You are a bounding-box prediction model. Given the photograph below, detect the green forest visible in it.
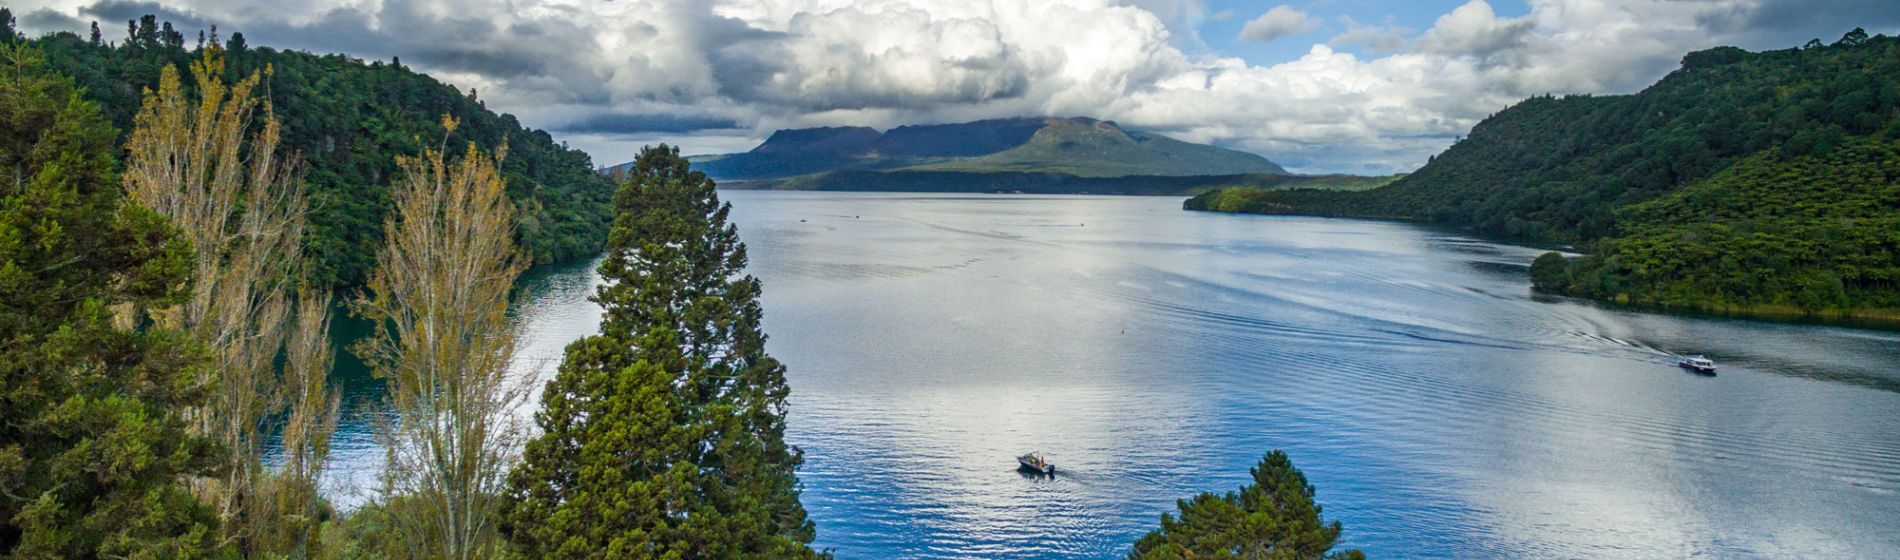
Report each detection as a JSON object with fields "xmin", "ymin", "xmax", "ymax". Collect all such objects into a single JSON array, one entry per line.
[
  {"xmin": 5, "ymin": 14, "xmax": 614, "ymax": 286},
  {"xmin": 1189, "ymin": 29, "xmax": 1900, "ymax": 321}
]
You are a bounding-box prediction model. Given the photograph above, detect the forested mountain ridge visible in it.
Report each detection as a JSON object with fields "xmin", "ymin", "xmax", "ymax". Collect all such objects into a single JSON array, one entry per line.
[
  {"xmin": 6, "ymin": 15, "xmax": 615, "ymax": 286},
  {"xmin": 1191, "ymin": 30, "xmax": 1900, "ymax": 321},
  {"xmin": 650, "ymin": 116, "xmax": 1288, "ymax": 181}
]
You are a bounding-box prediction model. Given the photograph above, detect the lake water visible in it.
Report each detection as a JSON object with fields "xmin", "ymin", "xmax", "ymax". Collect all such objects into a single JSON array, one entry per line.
[{"xmin": 322, "ymin": 191, "xmax": 1900, "ymax": 558}]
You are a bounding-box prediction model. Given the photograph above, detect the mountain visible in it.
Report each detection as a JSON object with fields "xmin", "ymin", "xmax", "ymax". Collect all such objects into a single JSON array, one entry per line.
[
  {"xmin": 1187, "ymin": 29, "xmax": 1900, "ymax": 322},
  {"xmin": 18, "ymin": 18, "xmax": 616, "ymax": 286},
  {"xmin": 648, "ymin": 117, "xmax": 1287, "ymax": 181}
]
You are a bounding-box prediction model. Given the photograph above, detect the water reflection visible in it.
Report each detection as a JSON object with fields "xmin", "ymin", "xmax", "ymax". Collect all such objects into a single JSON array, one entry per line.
[{"xmin": 321, "ymin": 192, "xmax": 1900, "ymax": 558}]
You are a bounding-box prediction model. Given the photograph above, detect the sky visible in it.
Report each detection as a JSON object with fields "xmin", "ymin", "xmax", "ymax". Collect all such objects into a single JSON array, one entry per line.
[{"xmin": 6, "ymin": 0, "xmax": 1896, "ymax": 174}]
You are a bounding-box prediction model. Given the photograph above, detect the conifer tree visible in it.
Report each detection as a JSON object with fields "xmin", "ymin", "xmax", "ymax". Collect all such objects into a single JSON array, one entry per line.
[
  {"xmin": 1130, "ymin": 450, "xmax": 1363, "ymax": 560},
  {"xmin": 504, "ymin": 145, "xmax": 820, "ymax": 559},
  {"xmin": 0, "ymin": 44, "xmax": 226, "ymax": 559}
]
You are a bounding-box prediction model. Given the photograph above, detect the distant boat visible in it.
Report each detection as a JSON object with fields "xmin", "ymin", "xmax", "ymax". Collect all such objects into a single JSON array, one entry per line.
[
  {"xmin": 1677, "ymin": 354, "xmax": 1717, "ymax": 374},
  {"xmin": 1017, "ymin": 452, "xmax": 1055, "ymax": 475}
]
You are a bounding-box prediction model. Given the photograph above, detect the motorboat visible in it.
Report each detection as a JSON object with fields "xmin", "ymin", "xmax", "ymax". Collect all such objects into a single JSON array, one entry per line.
[
  {"xmin": 1017, "ymin": 452, "xmax": 1055, "ymax": 475},
  {"xmin": 1677, "ymin": 354, "xmax": 1717, "ymax": 374}
]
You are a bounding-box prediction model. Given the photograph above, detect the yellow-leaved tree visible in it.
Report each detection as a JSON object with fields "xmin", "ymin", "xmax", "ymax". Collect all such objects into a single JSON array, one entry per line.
[{"xmin": 122, "ymin": 46, "xmax": 339, "ymax": 556}]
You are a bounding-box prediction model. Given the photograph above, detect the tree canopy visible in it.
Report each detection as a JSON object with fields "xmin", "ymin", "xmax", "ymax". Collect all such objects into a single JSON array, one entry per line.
[
  {"xmin": 15, "ymin": 16, "xmax": 614, "ymax": 286},
  {"xmin": 1130, "ymin": 451, "xmax": 1364, "ymax": 560},
  {"xmin": 503, "ymin": 145, "xmax": 821, "ymax": 559},
  {"xmin": 0, "ymin": 43, "xmax": 225, "ymax": 559}
]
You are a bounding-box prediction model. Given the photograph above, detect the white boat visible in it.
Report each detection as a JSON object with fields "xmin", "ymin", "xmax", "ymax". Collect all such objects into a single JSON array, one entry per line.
[
  {"xmin": 1677, "ymin": 355, "xmax": 1717, "ymax": 374},
  {"xmin": 1017, "ymin": 452, "xmax": 1055, "ymax": 475}
]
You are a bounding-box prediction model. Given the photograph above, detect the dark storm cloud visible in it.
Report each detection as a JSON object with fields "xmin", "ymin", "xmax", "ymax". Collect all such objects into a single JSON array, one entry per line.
[
  {"xmin": 557, "ymin": 113, "xmax": 742, "ymax": 134},
  {"xmin": 17, "ymin": 8, "xmax": 85, "ymax": 33},
  {"xmin": 1695, "ymin": 0, "xmax": 1900, "ymax": 47}
]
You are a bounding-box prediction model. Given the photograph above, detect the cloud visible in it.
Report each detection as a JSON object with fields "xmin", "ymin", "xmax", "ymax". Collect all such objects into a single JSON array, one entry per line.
[
  {"xmin": 1239, "ymin": 5, "xmax": 1316, "ymax": 42},
  {"xmin": 1415, "ymin": 0, "xmax": 1536, "ymax": 58},
  {"xmin": 1328, "ymin": 16, "xmax": 1409, "ymax": 54},
  {"xmin": 1210, "ymin": 10, "xmax": 1235, "ymax": 22},
  {"xmin": 555, "ymin": 113, "xmax": 743, "ymax": 134},
  {"xmin": 4, "ymin": 0, "xmax": 1895, "ymax": 173}
]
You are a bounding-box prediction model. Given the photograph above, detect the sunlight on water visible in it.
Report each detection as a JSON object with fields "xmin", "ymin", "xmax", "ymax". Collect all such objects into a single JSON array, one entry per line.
[{"xmin": 322, "ymin": 192, "xmax": 1900, "ymax": 558}]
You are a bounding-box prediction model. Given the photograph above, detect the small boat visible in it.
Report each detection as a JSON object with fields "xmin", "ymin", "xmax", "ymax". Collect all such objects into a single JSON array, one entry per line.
[
  {"xmin": 1677, "ymin": 354, "xmax": 1717, "ymax": 374},
  {"xmin": 1017, "ymin": 452, "xmax": 1055, "ymax": 475}
]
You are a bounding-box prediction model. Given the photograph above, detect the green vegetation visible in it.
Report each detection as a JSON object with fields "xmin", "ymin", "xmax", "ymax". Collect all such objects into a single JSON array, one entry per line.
[
  {"xmin": 663, "ymin": 116, "xmax": 1287, "ymax": 184},
  {"xmin": 1531, "ymin": 138, "xmax": 1900, "ymax": 320},
  {"xmin": 0, "ymin": 43, "xmax": 226, "ymax": 558},
  {"xmin": 503, "ymin": 146, "xmax": 821, "ymax": 558},
  {"xmin": 1183, "ymin": 176, "xmax": 1402, "ymax": 211},
  {"xmin": 1130, "ymin": 451, "xmax": 1364, "ymax": 560},
  {"xmin": 1194, "ymin": 30, "xmax": 1900, "ymax": 322},
  {"xmin": 18, "ymin": 16, "xmax": 613, "ymax": 286}
]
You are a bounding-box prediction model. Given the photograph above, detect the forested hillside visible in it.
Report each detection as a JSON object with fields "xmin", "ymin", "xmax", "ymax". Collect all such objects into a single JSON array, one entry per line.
[
  {"xmin": 1194, "ymin": 29, "xmax": 1900, "ymax": 320},
  {"xmin": 6, "ymin": 14, "xmax": 614, "ymax": 286},
  {"xmin": 1212, "ymin": 30, "xmax": 1897, "ymax": 242},
  {"xmin": 1531, "ymin": 138, "xmax": 1900, "ymax": 320}
]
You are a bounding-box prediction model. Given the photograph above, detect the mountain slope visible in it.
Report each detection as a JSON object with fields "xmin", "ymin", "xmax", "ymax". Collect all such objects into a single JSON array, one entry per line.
[
  {"xmin": 908, "ymin": 118, "xmax": 1287, "ymax": 177},
  {"xmin": 674, "ymin": 117, "xmax": 1285, "ymax": 181},
  {"xmin": 20, "ymin": 18, "xmax": 616, "ymax": 286},
  {"xmin": 1192, "ymin": 29, "xmax": 1900, "ymax": 320},
  {"xmin": 1215, "ymin": 31, "xmax": 1897, "ymax": 241}
]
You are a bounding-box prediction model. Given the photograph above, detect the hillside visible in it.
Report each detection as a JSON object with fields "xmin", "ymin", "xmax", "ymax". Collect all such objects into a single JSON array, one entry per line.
[
  {"xmin": 17, "ymin": 17, "xmax": 615, "ymax": 286},
  {"xmin": 1530, "ymin": 138, "xmax": 1900, "ymax": 321},
  {"xmin": 740, "ymin": 171, "xmax": 1392, "ymax": 195},
  {"xmin": 657, "ymin": 117, "xmax": 1286, "ymax": 181},
  {"xmin": 1190, "ymin": 29, "xmax": 1900, "ymax": 320}
]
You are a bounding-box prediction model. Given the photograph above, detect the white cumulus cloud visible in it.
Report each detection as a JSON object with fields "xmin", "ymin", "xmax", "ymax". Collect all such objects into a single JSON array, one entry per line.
[
  {"xmin": 4, "ymin": 0, "xmax": 1896, "ymax": 172},
  {"xmin": 1239, "ymin": 5, "xmax": 1316, "ymax": 42}
]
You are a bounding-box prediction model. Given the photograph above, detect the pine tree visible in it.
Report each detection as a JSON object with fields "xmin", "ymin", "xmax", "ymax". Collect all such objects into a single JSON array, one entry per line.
[
  {"xmin": 0, "ymin": 44, "xmax": 226, "ymax": 559},
  {"xmin": 504, "ymin": 145, "xmax": 820, "ymax": 558},
  {"xmin": 1130, "ymin": 451, "xmax": 1364, "ymax": 560}
]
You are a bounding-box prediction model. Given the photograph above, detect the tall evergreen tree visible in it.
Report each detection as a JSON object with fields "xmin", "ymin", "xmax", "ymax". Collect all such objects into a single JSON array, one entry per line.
[
  {"xmin": 504, "ymin": 145, "xmax": 820, "ymax": 558},
  {"xmin": 0, "ymin": 44, "xmax": 226, "ymax": 559},
  {"xmin": 1130, "ymin": 451, "xmax": 1363, "ymax": 560}
]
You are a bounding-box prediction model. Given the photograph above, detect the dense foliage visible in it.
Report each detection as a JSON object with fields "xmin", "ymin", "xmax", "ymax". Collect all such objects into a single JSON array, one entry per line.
[
  {"xmin": 1198, "ymin": 30, "xmax": 1900, "ymax": 319},
  {"xmin": 15, "ymin": 16, "xmax": 614, "ymax": 286},
  {"xmin": 1532, "ymin": 138, "xmax": 1900, "ymax": 318},
  {"xmin": 674, "ymin": 117, "xmax": 1285, "ymax": 182},
  {"xmin": 1129, "ymin": 451, "xmax": 1363, "ymax": 560},
  {"xmin": 1181, "ymin": 176, "xmax": 1402, "ymax": 211},
  {"xmin": 504, "ymin": 146, "xmax": 821, "ymax": 558},
  {"xmin": 0, "ymin": 43, "xmax": 226, "ymax": 558}
]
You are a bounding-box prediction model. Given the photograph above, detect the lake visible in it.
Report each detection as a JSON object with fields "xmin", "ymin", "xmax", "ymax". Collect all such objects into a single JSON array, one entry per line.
[{"xmin": 321, "ymin": 191, "xmax": 1900, "ymax": 558}]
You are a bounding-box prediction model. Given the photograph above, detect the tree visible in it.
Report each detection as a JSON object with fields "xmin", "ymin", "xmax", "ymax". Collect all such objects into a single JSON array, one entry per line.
[
  {"xmin": 1130, "ymin": 451, "xmax": 1363, "ymax": 560},
  {"xmin": 353, "ymin": 116, "xmax": 530, "ymax": 560},
  {"xmin": 503, "ymin": 145, "xmax": 820, "ymax": 559},
  {"xmin": 0, "ymin": 43, "xmax": 226, "ymax": 559},
  {"xmin": 1836, "ymin": 27, "xmax": 1869, "ymax": 47},
  {"xmin": 122, "ymin": 46, "xmax": 338, "ymax": 555}
]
